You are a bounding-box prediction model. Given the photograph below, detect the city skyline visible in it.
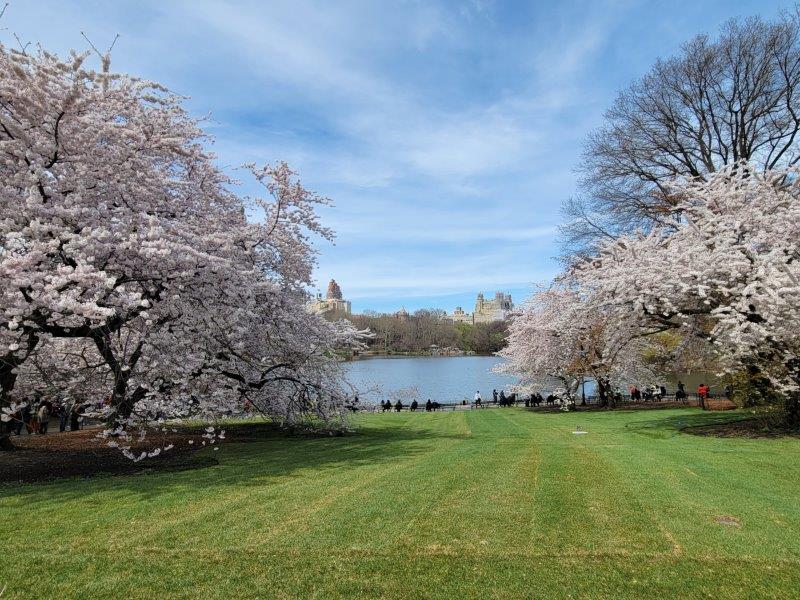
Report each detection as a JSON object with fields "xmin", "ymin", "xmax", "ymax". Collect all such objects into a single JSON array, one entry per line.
[{"xmin": 308, "ymin": 278, "xmax": 522, "ymax": 315}]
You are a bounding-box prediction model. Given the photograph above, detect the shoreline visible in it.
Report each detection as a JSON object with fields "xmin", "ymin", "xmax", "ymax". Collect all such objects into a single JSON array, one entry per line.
[{"xmin": 346, "ymin": 351, "xmax": 498, "ymax": 361}]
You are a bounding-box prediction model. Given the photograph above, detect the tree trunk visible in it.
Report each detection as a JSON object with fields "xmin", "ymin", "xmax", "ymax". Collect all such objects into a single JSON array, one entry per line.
[
  {"xmin": 596, "ymin": 378, "xmax": 610, "ymax": 408},
  {"xmin": 0, "ymin": 354, "xmax": 24, "ymax": 452},
  {"xmin": 112, "ymin": 371, "xmax": 134, "ymax": 420},
  {"xmin": 115, "ymin": 384, "xmax": 147, "ymax": 422},
  {"xmin": 0, "ymin": 364, "xmax": 18, "ymax": 449},
  {"xmin": 0, "ymin": 362, "xmax": 18, "ymax": 403},
  {"xmin": 93, "ymin": 332, "xmax": 145, "ymax": 427},
  {"xmin": 0, "ymin": 335, "xmax": 38, "ymax": 452},
  {"xmin": 0, "ymin": 332, "xmax": 38, "ymax": 402}
]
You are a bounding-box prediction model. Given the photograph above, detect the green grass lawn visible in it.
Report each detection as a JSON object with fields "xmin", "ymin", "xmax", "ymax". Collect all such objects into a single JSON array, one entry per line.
[{"xmin": 1, "ymin": 408, "xmax": 799, "ymax": 599}]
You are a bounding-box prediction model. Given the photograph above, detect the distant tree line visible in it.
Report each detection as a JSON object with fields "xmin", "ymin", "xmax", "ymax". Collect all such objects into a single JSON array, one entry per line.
[{"xmin": 335, "ymin": 309, "xmax": 508, "ymax": 355}]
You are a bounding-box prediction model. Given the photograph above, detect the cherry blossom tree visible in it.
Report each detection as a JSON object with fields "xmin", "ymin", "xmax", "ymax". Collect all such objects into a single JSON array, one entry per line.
[
  {"xmin": 0, "ymin": 41, "xmax": 241, "ymax": 401},
  {"xmin": 499, "ymin": 286, "xmax": 653, "ymax": 407},
  {"xmin": 573, "ymin": 164, "xmax": 800, "ymax": 424},
  {"xmin": 0, "ymin": 40, "xmax": 363, "ymax": 450}
]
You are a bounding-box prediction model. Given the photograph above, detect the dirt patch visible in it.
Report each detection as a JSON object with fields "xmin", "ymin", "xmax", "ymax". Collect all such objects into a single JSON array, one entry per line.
[
  {"xmin": 610, "ymin": 400, "xmax": 701, "ymax": 411},
  {"xmin": 0, "ymin": 423, "xmax": 286, "ymax": 485},
  {"xmin": 684, "ymin": 417, "xmax": 800, "ymax": 439},
  {"xmin": 704, "ymin": 399, "xmax": 738, "ymax": 411},
  {"xmin": 555, "ymin": 399, "xmax": 701, "ymax": 412},
  {"xmin": 0, "ymin": 427, "xmax": 212, "ymax": 484},
  {"xmin": 526, "ymin": 400, "xmax": 700, "ymax": 413},
  {"xmin": 715, "ymin": 515, "xmax": 741, "ymax": 527}
]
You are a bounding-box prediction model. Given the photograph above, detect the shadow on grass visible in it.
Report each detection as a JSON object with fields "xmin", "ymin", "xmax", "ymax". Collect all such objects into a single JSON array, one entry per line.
[
  {"xmin": 623, "ymin": 411, "xmax": 756, "ymax": 439},
  {"xmin": 0, "ymin": 421, "xmax": 463, "ymax": 502}
]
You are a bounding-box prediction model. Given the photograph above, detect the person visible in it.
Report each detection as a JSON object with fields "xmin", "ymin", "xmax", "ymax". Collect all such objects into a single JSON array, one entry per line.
[
  {"xmin": 492, "ymin": 389, "xmax": 498, "ymax": 404},
  {"xmin": 524, "ymin": 396, "xmax": 530, "ymax": 407},
  {"xmin": 37, "ymin": 401, "xmax": 50, "ymax": 434},
  {"xmin": 55, "ymin": 398, "xmax": 68, "ymax": 432},
  {"xmin": 697, "ymin": 383, "xmax": 709, "ymax": 409},
  {"xmin": 474, "ymin": 391, "xmax": 482, "ymax": 407},
  {"xmin": 410, "ymin": 400, "xmax": 418, "ymax": 412},
  {"xmin": 499, "ymin": 390, "xmax": 507, "ymax": 406},
  {"xmin": 343, "ymin": 395, "xmax": 358, "ymax": 413},
  {"xmin": 70, "ymin": 401, "xmax": 82, "ymax": 431},
  {"xmin": 425, "ymin": 399, "xmax": 432, "ymax": 412},
  {"xmin": 676, "ymin": 381, "xmax": 686, "ymax": 402},
  {"xmin": 660, "ymin": 385, "xmax": 667, "ymax": 399},
  {"xmin": 394, "ymin": 400, "xmax": 403, "ymax": 412},
  {"xmin": 22, "ymin": 399, "xmax": 35, "ymax": 434},
  {"xmin": 11, "ymin": 402, "xmax": 24, "ymax": 436}
]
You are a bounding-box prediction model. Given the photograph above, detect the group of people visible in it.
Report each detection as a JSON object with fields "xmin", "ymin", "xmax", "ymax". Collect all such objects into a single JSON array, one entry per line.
[
  {"xmin": 628, "ymin": 384, "xmax": 668, "ymax": 402},
  {"xmin": 489, "ymin": 389, "xmax": 522, "ymax": 406},
  {"xmin": 630, "ymin": 382, "xmax": 712, "ymax": 404},
  {"xmin": 380, "ymin": 399, "xmax": 442, "ymax": 412},
  {"xmin": 490, "ymin": 389, "xmax": 561, "ymax": 407},
  {"xmin": 3, "ymin": 393, "xmax": 88, "ymax": 436},
  {"xmin": 380, "ymin": 389, "xmax": 557, "ymax": 412},
  {"xmin": 488, "ymin": 389, "xmax": 563, "ymax": 407},
  {"xmin": 378, "ymin": 381, "xmax": 720, "ymax": 413}
]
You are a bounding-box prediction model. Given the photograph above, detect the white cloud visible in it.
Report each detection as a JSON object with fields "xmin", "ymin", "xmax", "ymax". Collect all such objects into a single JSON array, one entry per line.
[{"xmin": 2, "ymin": 0, "xmax": 629, "ymax": 310}]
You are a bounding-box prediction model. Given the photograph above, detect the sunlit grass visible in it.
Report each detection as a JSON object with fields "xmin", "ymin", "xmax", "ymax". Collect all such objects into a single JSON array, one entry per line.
[{"xmin": 1, "ymin": 408, "xmax": 798, "ymax": 598}]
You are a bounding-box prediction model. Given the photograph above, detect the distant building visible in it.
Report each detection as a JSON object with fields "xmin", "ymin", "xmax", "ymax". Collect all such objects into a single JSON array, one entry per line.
[
  {"xmin": 449, "ymin": 291, "xmax": 513, "ymax": 324},
  {"xmin": 451, "ymin": 306, "xmax": 472, "ymax": 323},
  {"xmin": 394, "ymin": 306, "xmax": 410, "ymax": 321},
  {"xmin": 307, "ymin": 279, "xmax": 352, "ymax": 316}
]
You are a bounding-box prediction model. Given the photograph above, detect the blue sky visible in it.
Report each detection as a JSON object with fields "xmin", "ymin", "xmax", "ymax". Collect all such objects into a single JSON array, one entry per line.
[{"xmin": 5, "ymin": 0, "xmax": 792, "ymax": 313}]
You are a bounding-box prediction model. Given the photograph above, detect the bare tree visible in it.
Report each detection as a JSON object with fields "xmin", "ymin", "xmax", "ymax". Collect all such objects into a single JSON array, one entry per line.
[{"xmin": 562, "ymin": 10, "xmax": 800, "ymax": 257}]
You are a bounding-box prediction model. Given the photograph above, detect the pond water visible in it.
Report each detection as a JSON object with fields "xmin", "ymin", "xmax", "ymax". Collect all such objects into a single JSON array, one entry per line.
[
  {"xmin": 343, "ymin": 356, "xmax": 716, "ymax": 406},
  {"xmin": 343, "ymin": 355, "xmax": 596, "ymax": 405}
]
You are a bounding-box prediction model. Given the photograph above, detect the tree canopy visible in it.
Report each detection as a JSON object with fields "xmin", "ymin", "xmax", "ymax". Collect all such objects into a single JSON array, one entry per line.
[
  {"xmin": 562, "ymin": 10, "xmax": 800, "ymax": 257},
  {"xmin": 0, "ymin": 43, "xmax": 363, "ymax": 454}
]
